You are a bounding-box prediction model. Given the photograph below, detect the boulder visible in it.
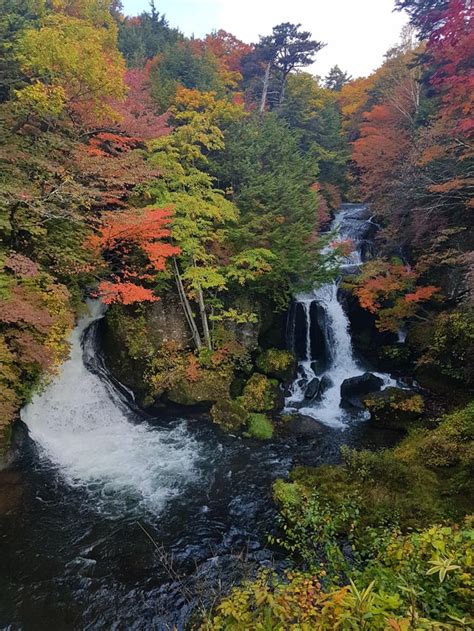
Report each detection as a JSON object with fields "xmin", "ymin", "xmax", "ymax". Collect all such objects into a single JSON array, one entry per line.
[
  {"xmin": 280, "ymin": 415, "xmax": 328, "ymax": 437},
  {"xmin": 363, "ymin": 387, "xmax": 424, "ymax": 430},
  {"xmin": 211, "ymin": 398, "xmax": 249, "ymax": 432},
  {"xmin": 340, "ymin": 372, "xmax": 384, "ymax": 409},
  {"xmin": 317, "ymin": 375, "xmax": 333, "ymax": 399},
  {"xmin": 167, "ymin": 369, "xmax": 232, "ymax": 406},
  {"xmin": 305, "ymin": 378, "xmax": 321, "ymax": 400}
]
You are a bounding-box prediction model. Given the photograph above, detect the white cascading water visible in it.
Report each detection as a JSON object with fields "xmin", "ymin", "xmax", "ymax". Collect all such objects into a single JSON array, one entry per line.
[
  {"xmin": 21, "ymin": 301, "xmax": 201, "ymax": 515},
  {"xmin": 285, "ymin": 205, "xmax": 394, "ymax": 428}
]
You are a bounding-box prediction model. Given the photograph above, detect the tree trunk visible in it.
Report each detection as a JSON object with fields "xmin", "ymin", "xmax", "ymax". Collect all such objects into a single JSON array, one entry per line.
[
  {"xmin": 278, "ymin": 73, "xmax": 288, "ymax": 105},
  {"xmin": 172, "ymin": 257, "xmax": 202, "ymax": 350},
  {"xmin": 259, "ymin": 61, "xmax": 272, "ymax": 115},
  {"xmin": 196, "ymin": 282, "xmax": 212, "ymax": 350}
]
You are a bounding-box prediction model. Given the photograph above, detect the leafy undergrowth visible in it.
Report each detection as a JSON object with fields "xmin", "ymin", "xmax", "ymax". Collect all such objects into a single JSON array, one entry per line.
[{"xmin": 198, "ymin": 402, "xmax": 474, "ymax": 629}]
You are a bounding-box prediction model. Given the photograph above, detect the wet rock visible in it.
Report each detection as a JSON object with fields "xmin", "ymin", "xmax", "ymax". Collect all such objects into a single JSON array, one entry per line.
[
  {"xmin": 363, "ymin": 387, "xmax": 424, "ymax": 430},
  {"xmin": 210, "ymin": 399, "xmax": 249, "ymax": 432},
  {"xmin": 0, "ymin": 471, "xmax": 23, "ymax": 515},
  {"xmin": 281, "ymin": 415, "xmax": 328, "ymax": 437},
  {"xmin": 317, "ymin": 375, "xmax": 333, "ymax": 400},
  {"xmin": 340, "ymin": 372, "xmax": 384, "ymax": 409},
  {"xmin": 305, "ymin": 378, "xmax": 320, "ymax": 400}
]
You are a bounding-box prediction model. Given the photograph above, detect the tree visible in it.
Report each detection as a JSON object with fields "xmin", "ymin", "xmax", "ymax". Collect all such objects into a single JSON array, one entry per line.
[
  {"xmin": 395, "ymin": 0, "xmax": 451, "ymax": 37},
  {"xmin": 346, "ymin": 260, "xmax": 439, "ymax": 331},
  {"xmin": 210, "ymin": 113, "xmax": 341, "ymax": 306},
  {"xmin": 278, "ymin": 73, "xmax": 348, "ymax": 188},
  {"xmin": 256, "ymin": 23, "xmax": 324, "ymax": 112},
  {"xmin": 14, "ymin": 7, "xmax": 126, "ymax": 125},
  {"xmin": 148, "ymin": 89, "xmax": 273, "ymax": 349},
  {"xmin": 88, "ymin": 207, "xmax": 180, "ymax": 305},
  {"xmin": 113, "ymin": 64, "xmax": 170, "ymax": 140},
  {"xmin": 324, "ymin": 65, "xmax": 352, "ymax": 91},
  {"xmin": 117, "ymin": 2, "xmax": 180, "ymax": 67},
  {"xmin": 148, "ymin": 40, "xmax": 236, "ymax": 112}
]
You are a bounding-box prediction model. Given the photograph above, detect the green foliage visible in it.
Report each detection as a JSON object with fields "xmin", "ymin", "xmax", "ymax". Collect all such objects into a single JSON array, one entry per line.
[
  {"xmin": 239, "ymin": 373, "xmax": 280, "ymax": 413},
  {"xmin": 149, "ymin": 41, "xmax": 233, "ymax": 112},
  {"xmin": 14, "ymin": 9, "xmax": 126, "ymax": 121},
  {"xmin": 418, "ymin": 310, "xmax": 474, "ymax": 386},
  {"xmin": 245, "ymin": 413, "xmax": 274, "ymax": 440},
  {"xmin": 363, "ymin": 388, "xmax": 425, "ymax": 429},
  {"xmin": 202, "ymin": 520, "xmax": 474, "ymax": 630},
  {"xmin": 255, "ymin": 348, "xmax": 295, "ymax": 381},
  {"xmin": 210, "ymin": 113, "xmax": 339, "ymax": 306},
  {"xmin": 278, "ymin": 73, "xmax": 349, "ymax": 188},
  {"xmin": 117, "ymin": 4, "xmax": 180, "ymax": 68}
]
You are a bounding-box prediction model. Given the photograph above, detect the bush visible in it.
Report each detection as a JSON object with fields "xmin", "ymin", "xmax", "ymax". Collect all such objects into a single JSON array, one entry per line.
[
  {"xmin": 418, "ymin": 310, "xmax": 474, "ymax": 386},
  {"xmin": 238, "ymin": 373, "xmax": 280, "ymax": 412},
  {"xmin": 255, "ymin": 348, "xmax": 295, "ymax": 381},
  {"xmin": 245, "ymin": 413, "xmax": 274, "ymax": 440},
  {"xmin": 200, "ymin": 521, "xmax": 474, "ymax": 630}
]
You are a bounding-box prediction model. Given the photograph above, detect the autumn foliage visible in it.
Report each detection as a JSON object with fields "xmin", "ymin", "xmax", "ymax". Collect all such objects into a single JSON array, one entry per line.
[
  {"xmin": 348, "ymin": 261, "xmax": 439, "ymax": 331},
  {"xmin": 88, "ymin": 208, "xmax": 180, "ymax": 304}
]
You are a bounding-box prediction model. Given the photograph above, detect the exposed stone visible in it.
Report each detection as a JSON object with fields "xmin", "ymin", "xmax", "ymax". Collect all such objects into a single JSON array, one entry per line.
[
  {"xmin": 340, "ymin": 372, "xmax": 384, "ymax": 409},
  {"xmin": 305, "ymin": 378, "xmax": 321, "ymax": 400},
  {"xmin": 280, "ymin": 415, "xmax": 328, "ymax": 437},
  {"xmin": 317, "ymin": 375, "xmax": 333, "ymax": 400}
]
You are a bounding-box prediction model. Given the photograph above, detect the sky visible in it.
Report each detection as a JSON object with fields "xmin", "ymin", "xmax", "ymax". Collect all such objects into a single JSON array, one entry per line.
[{"xmin": 121, "ymin": 0, "xmax": 408, "ymax": 79}]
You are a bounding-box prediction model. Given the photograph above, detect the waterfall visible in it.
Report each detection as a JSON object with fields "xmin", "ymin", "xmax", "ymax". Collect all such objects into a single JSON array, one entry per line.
[
  {"xmin": 21, "ymin": 301, "xmax": 202, "ymax": 516},
  {"xmin": 285, "ymin": 205, "xmax": 394, "ymax": 428},
  {"xmin": 302, "ymin": 301, "xmax": 312, "ymax": 361}
]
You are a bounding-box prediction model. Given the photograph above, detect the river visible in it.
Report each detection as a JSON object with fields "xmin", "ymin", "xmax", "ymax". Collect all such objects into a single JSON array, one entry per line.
[{"xmin": 0, "ymin": 205, "xmax": 400, "ymax": 630}]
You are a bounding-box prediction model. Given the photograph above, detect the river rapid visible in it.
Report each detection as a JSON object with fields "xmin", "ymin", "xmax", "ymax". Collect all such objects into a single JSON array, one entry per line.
[{"xmin": 0, "ymin": 205, "xmax": 400, "ymax": 630}]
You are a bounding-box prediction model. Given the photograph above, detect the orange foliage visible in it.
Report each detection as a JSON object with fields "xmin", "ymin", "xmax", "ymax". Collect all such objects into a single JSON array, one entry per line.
[
  {"xmin": 352, "ymin": 102, "xmax": 411, "ymax": 199},
  {"xmin": 185, "ymin": 354, "xmax": 201, "ymax": 382},
  {"xmin": 427, "ymin": 0, "xmax": 474, "ymax": 137},
  {"xmin": 351, "ymin": 262, "xmax": 439, "ymax": 331},
  {"xmin": 96, "ymin": 281, "xmax": 159, "ymax": 305},
  {"xmin": 89, "ymin": 208, "xmax": 180, "ymax": 305}
]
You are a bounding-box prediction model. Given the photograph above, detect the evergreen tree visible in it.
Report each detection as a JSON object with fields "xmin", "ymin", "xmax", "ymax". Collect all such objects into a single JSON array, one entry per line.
[{"xmin": 324, "ymin": 65, "xmax": 352, "ymax": 91}]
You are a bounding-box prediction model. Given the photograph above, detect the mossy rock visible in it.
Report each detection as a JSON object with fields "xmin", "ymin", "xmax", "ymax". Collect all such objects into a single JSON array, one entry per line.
[
  {"xmin": 363, "ymin": 387, "xmax": 424, "ymax": 430},
  {"xmin": 245, "ymin": 413, "xmax": 274, "ymax": 440},
  {"xmin": 167, "ymin": 369, "xmax": 232, "ymax": 406},
  {"xmin": 211, "ymin": 398, "xmax": 249, "ymax": 432},
  {"xmin": 255, "ymin": 349, "xmax": 296, "ymax": 382},
  {"xmin": 239, "ymin": 373, "xmax": 282, "ymax": 413}
]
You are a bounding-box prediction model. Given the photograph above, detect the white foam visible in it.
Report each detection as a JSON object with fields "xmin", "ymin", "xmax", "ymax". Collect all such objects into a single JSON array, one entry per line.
[{"xmin": 22, "ymin": 302, "xmax": 201, "ymax": 515}]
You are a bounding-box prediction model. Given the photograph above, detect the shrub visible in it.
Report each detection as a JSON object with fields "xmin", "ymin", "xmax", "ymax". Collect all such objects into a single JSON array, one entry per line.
[
  {"xmin": 238, "ymin": 373, "xmax": 280, "ymax": 412},
  {"xmin": 255, "ymin": 348, "xmax": 295, "ymax": 381}
]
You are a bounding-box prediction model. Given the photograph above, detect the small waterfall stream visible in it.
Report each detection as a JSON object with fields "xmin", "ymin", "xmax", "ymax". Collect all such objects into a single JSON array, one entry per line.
[{"xmin": 285, "ymin": 204, "xmax": 394, "ymax": 428}]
